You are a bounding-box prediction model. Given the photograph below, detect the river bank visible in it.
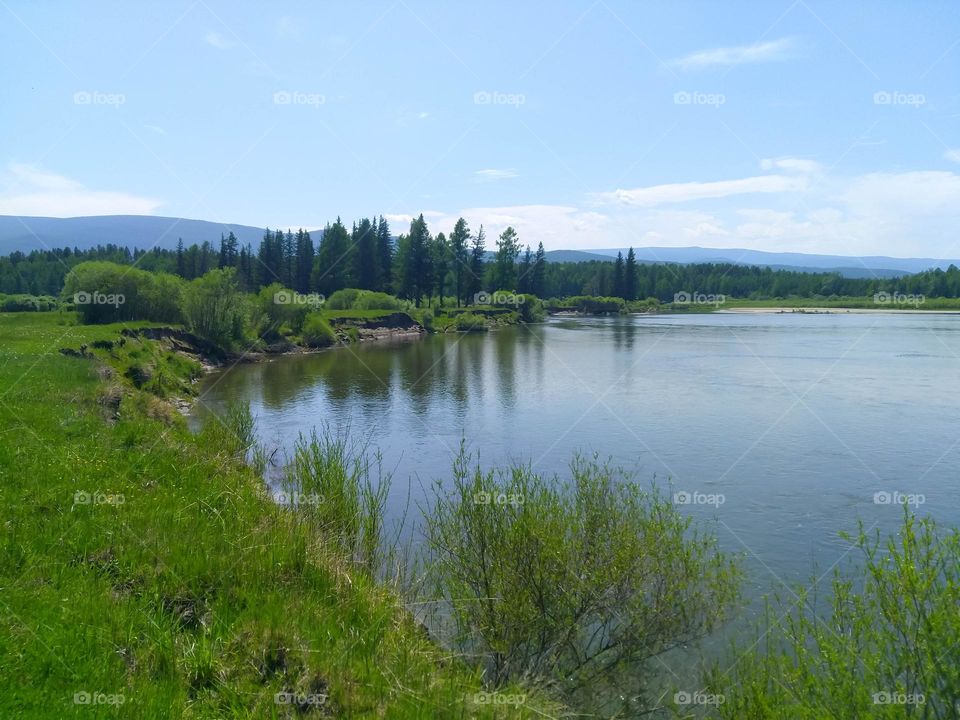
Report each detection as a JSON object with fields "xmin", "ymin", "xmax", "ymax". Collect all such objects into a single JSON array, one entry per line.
[{"xmin": 2, "ymin": 311, "xmax": 551, "ymax": 718}]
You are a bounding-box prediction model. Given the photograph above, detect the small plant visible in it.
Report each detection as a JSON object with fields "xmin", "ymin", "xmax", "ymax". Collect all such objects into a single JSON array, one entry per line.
[
  {"xmin": 422, "ymin": 448, "xmax": 741, "ymax": 712},
  {"xmin": 709, "ymin": 510, "xmax": 960, "ymax": 719},
  {"xmin": 301, "ymin": 312, "xmax": 336, "ymax": 348},
  {"xmin": 282, "ymin": 429, "xmax": 391, "ymax": 573},
  {"xmin": 454, "ymin": 312, "xmax": 488, "ymax": 332}
]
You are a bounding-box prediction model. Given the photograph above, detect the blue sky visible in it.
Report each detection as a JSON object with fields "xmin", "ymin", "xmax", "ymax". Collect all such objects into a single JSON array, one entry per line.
[{"xmin": 2, "ymin": 0, "xmax": 959, "ymax": 256}]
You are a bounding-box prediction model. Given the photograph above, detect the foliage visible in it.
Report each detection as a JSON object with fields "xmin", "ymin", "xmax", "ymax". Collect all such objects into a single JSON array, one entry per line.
[
  {"xmin": 62, "ymin": 260, "xmax": 184, "ymax": 324},
  {"xmin": 282, "ymin": 429, "xmax": 391, "ymax": 573},
  {"xmin": 454, "ymin": 312, "xmax": 488, "ymax": 331},
  {"xmin": 547, "ymin": 295, "xmax": 626, "ymax": 314},
  {"xmin": 0, "ymin": 312, "xmax": 554, "ymax": 718},
  {"xmin": 301, "ymin": 311, "xmax": 337, "ymax": 347},
  {"xmin": 422, "ymin": 449, "xmax": 741, "ymax": 712},
  {"xmin": 0, "ymin": 293, "xmax": 60, "ymax": 312},
  {"xmin": 181, "ymin": 268, "xmax": 248, "ymax": 350},
  {"xmin": 710, "ymin": 511, "xmax": 960, "ymax": 719}
]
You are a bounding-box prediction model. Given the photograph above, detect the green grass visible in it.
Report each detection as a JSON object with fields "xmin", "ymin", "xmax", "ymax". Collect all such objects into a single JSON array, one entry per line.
[
  {"xmin": 322, "ymin": 309, "xmax": 403, "ymax": 322},
  {"xmin": 0, "ymin": 312, "xmax": 555, "ymax": 718}
]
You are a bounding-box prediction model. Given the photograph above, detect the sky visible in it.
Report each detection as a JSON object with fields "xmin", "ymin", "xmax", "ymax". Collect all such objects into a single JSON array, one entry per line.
[{"xmin": 1, "ymin": 0, "xmax": 959, "ymax": 257}]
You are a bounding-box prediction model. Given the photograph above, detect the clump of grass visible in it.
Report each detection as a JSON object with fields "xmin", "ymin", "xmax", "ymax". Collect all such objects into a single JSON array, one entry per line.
[
  {"xmin": 282, "ymin": 427, "xmax": 392, "ymax": 574},
  {"xmin": 454, "ymin": 312, "xmax": 488, "ymax": 332}
]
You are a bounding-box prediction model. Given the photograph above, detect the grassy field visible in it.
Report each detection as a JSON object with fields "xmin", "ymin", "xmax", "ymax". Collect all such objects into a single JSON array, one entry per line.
[{"xmin": 0, "ymin": 312, "xmax": 551, "ymax": 718}]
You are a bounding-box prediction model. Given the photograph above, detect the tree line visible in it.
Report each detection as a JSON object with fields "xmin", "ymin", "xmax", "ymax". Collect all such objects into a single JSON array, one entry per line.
[{"xmin": 4, "ymin": 216, "xmax": 960, "ymax": 302}]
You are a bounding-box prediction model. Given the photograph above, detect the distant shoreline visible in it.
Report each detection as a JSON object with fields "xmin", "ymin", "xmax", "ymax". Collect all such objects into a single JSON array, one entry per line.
[{"xmin": 714, "ymin": 307, "xmax": 960, "ymax": 315}]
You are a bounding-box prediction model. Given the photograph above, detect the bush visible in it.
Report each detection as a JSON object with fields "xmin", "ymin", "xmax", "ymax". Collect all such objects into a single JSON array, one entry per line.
[
  {"xmin": 301, "ymin": 312, "xmax": 336, "ymax": 347},
  {"xmin": 710, "ymin": 511, "xmax": 960, "ymax": 719},
  {"xmin": 353, "ymin": 291, "xmax": 402, "ymax": 311},
  {"xmin": 181, "ymin": 269, "xmax": 248, "ymax": 350},
  {"xmin": 324, "ymin": 288, "xmax": 361, "ymax": 310},
  {"xmin": 422, "ymin": 450, "xmax": 741, "ymax": 711},
  {"xmin": 254, "ymin": 283, "xmax": 312, "ymax": 338},
  {"xmin": 62, "ymin": 261, "xmax": 184, "ymax": 324},
  {"xmin": 517, "ymin": 294, "xmax": 545, "ymax": 322},
  {"xmin": 0, "ymin": 293, "xmax": 59, "ymax": 312},
  {"xmin": 454, "ymin": 312, "xmax": 488, "ymax": 332}
]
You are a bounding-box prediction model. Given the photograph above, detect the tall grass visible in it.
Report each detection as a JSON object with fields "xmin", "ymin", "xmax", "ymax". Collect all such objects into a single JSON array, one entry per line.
[{"xmin": 282, "ymin": 428, "xmax": 392, "ymax": 574}]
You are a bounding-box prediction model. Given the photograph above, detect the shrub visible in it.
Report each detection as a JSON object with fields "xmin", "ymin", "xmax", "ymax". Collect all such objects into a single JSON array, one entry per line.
[
  {"xmin": 0, "ymin": 294, "xmax": 59, "ymax": 312},
  {"xmin": 710, "ymin": 511, "xmax": 960, "ymax": 719},
  {"xmin": 353, "ymin": 291, "xmax": 401, "ymax": 311},
  {"xmin": 422, "ymin": 450, "xmax": 741, "ymax": 711},
  {"xmin": 181, "ymin": 269, "xmax": 248, "ymax": 350},
  {"xmin": 301, "ymin": 312, "xmax": 336, "ymax": 348},
  {"xmin": 517, "ymin": 294, "xmax": 545, "ymax": 322},
  {"xmin": 62, "ymin": 261, "xmax": 184, "ymax": 323},
  {"xmin": 255, "ymin": 283, "xmax": 312, "ymax": 338},
  {"xmin": 324, "ymin": 288, "xmax": 361, "ymax": 310},
  {"xmin": 454, "ymin": 312, "xmax": 487, "ymax": 332}
]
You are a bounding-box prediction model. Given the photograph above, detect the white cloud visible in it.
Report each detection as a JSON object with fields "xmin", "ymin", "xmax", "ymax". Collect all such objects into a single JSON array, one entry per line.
[
  {"xmin": 760, "ymin": 157, "xmax": 821, "ymax": 174},
  {"xmin": 204, "ymin": 31, "xmax": 234, "ymax": 50},
  {"xmin": 671, "ymin": 38, "xmax": 796, "ymax": 71},
  {"xmin": 594, "ymin": 174, "xmax": 807, "ymax": 207},
  {"xmin": 0, "ymin": 164, "xmax": 162, "ymax": 217},
  {"xmin": 945, "ymin": 149, "xmax": 960, "ymax": 164},
  {"xmin": 474, "ymin": 168, "xmax": 519, "ymax": 181}
]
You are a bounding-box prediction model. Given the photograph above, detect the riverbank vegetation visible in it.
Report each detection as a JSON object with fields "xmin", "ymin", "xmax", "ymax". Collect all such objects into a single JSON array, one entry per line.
[
  {"xmin": 6, "ymin": 213, "xmax": 960, "ymax": 317},
  {"xmin": 4, "ymin": 311, "xmax": 960, "ymax": 716}
]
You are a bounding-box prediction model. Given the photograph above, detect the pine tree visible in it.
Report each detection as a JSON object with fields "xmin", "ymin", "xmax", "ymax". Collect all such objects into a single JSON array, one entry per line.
[
  {"xmin": 492, "ymin": 226, "xmax": 521, "ymax": 291},
  {"xmin": 430, "ymin": 232, "xmax": 450, "ymax": 306},
  {"xmin": 449, "ymin": 217, "xmax": 471, "ymax": 306},
  {"xmin": 313, "ymin": 218, "xmax": 351, "ymax": 295},
  {"xmin": 376, "ymin": 216, "xmax": 393, "ymax": 292},
  {"xmin": 624, "ymin": 247, "xmax": 638, "ymax": 301},
  {"xmin": 352, "ymin": 217, "xmax": 379, "ymax": 290},
  {"xmin": 294, "ymin": 229, "xmax": 314, "ymax": 293},
  {"xmin": 467, "ymin": 225, "xmax": 486, "ymax": 302},
  {"xmin": 532, "ymin": 242, "xmax": 547, "ymax": 298},
  {"xmin": 518, "ymin": 245, "xmax": 533, "ymax": 294},
  {"xmin": 175, "ymin": 238, "xmax": 185, "ymax": 277},
  {"xmin": 398, "ymin": 214, "xmax": 432, "ymax": 306},
  {"xmin": 613, "ymin": 251, "xmax": 625, "ymax": 298}
]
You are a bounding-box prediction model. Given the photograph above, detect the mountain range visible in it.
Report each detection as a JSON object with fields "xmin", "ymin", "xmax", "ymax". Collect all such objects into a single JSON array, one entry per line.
[{"xmin": 2, "ymin": 214, "xmax": 956, "ymax": 279}]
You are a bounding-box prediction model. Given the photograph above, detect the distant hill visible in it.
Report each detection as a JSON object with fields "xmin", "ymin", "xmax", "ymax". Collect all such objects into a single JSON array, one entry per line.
[
  {"xmin": 586, "ymin": 246, "xmax": 954, "ymax": 277},
  {"xmin": 0, "ymin": 215, "xmax": 270, "ymax": 255},
  {"xmin": 1, "ymin": 215, "xmax": 954, "ymax": 279}
]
